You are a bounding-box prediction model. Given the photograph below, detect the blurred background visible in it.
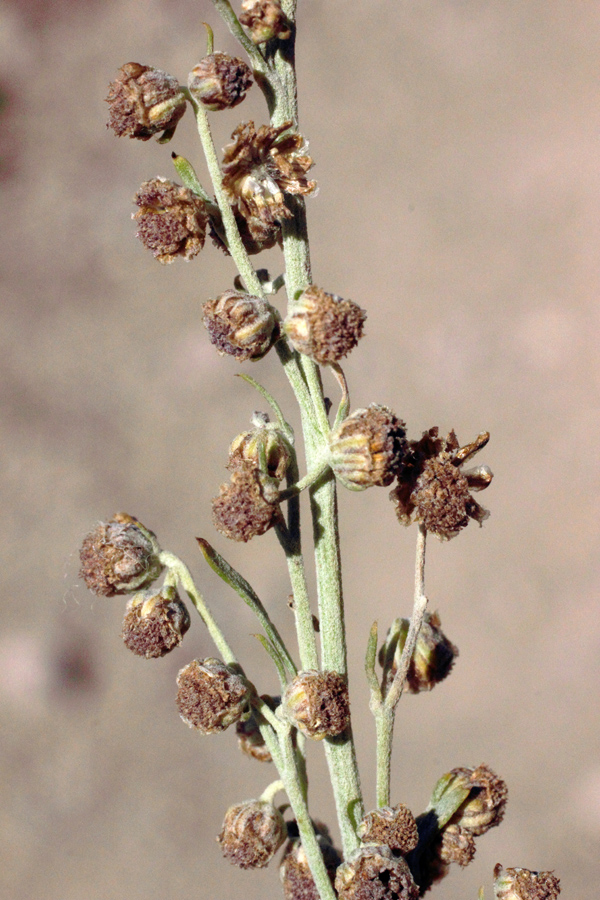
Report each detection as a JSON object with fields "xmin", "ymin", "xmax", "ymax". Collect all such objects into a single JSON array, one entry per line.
[{"xmin": 1, "ymin": 1, "xmax": 598, "ymax": 898}]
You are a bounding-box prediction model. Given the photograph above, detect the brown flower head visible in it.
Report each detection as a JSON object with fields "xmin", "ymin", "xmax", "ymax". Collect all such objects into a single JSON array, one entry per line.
[
  {"xmin": 239, "ymin": 0, "xmax": 292, "ymax": 44},
  {"xmin": 176, "ymin": 658, "xmax": 250, "ymax": 733},
  {"xmin": 408, "ymin": 819, "xmax": 476, "ymax": 894},
  {"xmin": 378, "ymin": 611, "xmax": 458, "ymax": 695},
  {"xmin": 106, "ymin": 62, "xmax": 187, "ymax": 140},
  {"xmin": 284, "ymin": 285, "xmax": 367, "ymax": 365},
  {"xmin": 494, "ymin": 865, "xmax": 561, "ymax": 900},
  {"xmin": 122, "ymin": 587, "xmax": 190, "ymax": 658},
  {"xmin": 280, "ymin": 822, "xmax": 341, "ymax": 900},
  {"xmin": 282, "ymin": 670, "xmax": 350, "ymax": 740},
  {"xmin": 212, "ymin": 457, "xmax": 281, "ymax": 542},
  {"xmin": 188, "ymin": 52, "xmax": 252, "ymax": 111},
  {"xmin": 202, "ymin": 290, "xmax": 279, "ymax": 361},
  {"xmin": 209, "ymin": 202, "xmax": 282, "ymax": 255},
  {"xmin": 335, "ymin": 845, "xmax": 419, "ymax": 900},
  {"xmin": 79, "ymin": 513, "xmax": 163, "ymax": 597},
  {"xmin": 390, "ymin": 427, "xmax": 493, "ymax": 540},
  {"xmin": 330, "ymin": 404, "xmax": 408, "ymax": 492},
  {"xmin": 228, "ymin": 414, "xmax": 291, "ymax": 482},
  {"xmin": 447, "ymin": 764, "xmax": 508, "ymax": 836},
  {"xmin": 133, "ymin": 178, "xmax": 207, "ymax": 263},
  {"xmin": 236, "ymin": 695, "xmax": 280, "ymax": 762},
  {"xmin": 357, "ymin": 805, "xmax": 419, "ymax": 855},
  {"xmin": 218, "ymin": 799, "xmax": 286, "ymax": 868},
  {"xmin": 222, "ymin": 121, "xmax": 316, "ymax": 240}
]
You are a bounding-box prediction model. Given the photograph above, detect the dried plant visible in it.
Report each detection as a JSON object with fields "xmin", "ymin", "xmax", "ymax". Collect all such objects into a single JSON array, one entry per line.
[{"xmin": 79, "ymin": 4, "xmax": 560, "ymax": 900}]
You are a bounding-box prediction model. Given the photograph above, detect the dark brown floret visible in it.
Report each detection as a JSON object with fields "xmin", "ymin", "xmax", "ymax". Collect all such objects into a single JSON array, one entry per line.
[
  {"xmin": 357, "ymin": 805, "xmax": 419, "ymax": 854},
  {"xmin": 335, "ymin": 845, "xmax": 419, "ymax": 900},
  {"xmin": 202, "ymin": 290, "xmax": 279, "ymax": 361},
  {"xmin": 330, "ymin": 405, "xmax": 408, "ymax": 491},
  {"xmin": 222, "ymin": 121, "xmax": 316, "ymax": 240},
  {"xmin": 106, "ymin": 62, "xmax": 186, "ymax": 140},
  {"xmin": 284, "ymin": 286, "xmax": 367, "ymax": 365},
  {"xmin": 133, "ymin": 178, "xmax": 207, "ymax": 263},
  {"xmin": 390, "ymin": 428, "xmax": 492, "ymax": 540},
  {"xmin": 280, "ymin": 824, "xmax": 341, "ymax": 900},
  {"xmin": 239, "ymin": 0, "xmax": 292, "ymax": 44},
  {"xmin": 176, "ymin": 658, "xmax": 250, "ymax": 733},
  {"xmin": 212, "ymin": 458, "xmax": 281, "ymax": 542},
  {"xmin": 188, "ymin": 52, "xmax": 252, "ymax": 111},
  {"xmin": 494, "ymin": 864, "xmax": 561, "ymax": 900},
  {"xmin": 218, "ymin": 800, "xmax": 286, "ymax": 868},
  {"xmin": 79, "ymin": 513, "xmax": 162, "ymax": 597},
  {"xmin": 282, "ymin": 670, "xmax": 350, "ymax": 739},
  {"xmin": 122, "ymin": 589, "xmax": 190, "ymax": 658}
]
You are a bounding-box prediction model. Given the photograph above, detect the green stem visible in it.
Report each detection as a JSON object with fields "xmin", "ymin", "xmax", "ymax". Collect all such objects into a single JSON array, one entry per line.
[
  {"xmin": 259, "ymin": 779, "xmax": 285, "ymax": 805},
  {"xmin": 374, "ymin": 708, "xmax": 394, "ymax": 809},
  {"xmin": 159, "ymin": 550, "xmax": 237, "ymax": 665}
]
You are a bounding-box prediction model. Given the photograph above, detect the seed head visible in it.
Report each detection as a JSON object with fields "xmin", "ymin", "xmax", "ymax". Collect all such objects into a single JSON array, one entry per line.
[
  {"xmin": 329, "ymin": 405, "xmax": 407, "ymax": 492},
  {"xmin": 335, "ymin": 845, "xmax": 419, "ymax": 900},
  {"xmin": 357, "ymin": 805, "xmax": 419, "ymax": 855},
  {"xmin": 132, "ymin": 178, "xmax": 207, "ymax": 263},
  {"xmin": 106, "ymin": 62, "xmax": 187, "ymax": 140},
  {"xmin": 188, "ymin": 52, "xmax": 253, "ymax": 111},
  {"xmin": 218, "ymin": 799, "xmax": 286, "ymax": 868},
  {"xmin": 239, "ymin": 0, "xmax": 292, "ymax": 44},
  {"xmin": 79, "ymin": 513, "xmax": 163, "ymax": 597},
  {"xmin": 494, "ymin": 865, "xmax": 561, "ymax": 900},
  {"xmin": 176, "ymin": 658, "xmax": 250, "ymax": 733},
  {"xmin": 446, "ymin": 764, "xmax": 508, "ymax": 836},
  {"xmin": 202, "ymin": 290, "xmax": 279, "ymax": 361},
  {"xmin": 229, "ymin": 415, "xmax": 291, "ymax": 482},
  {"xmin": 379, "ymin": 611, "xmax": 458, "ymax": 695},
  {"xmin": 122, "ymin": 587, "xmax": 190, "ymax": 658},
  {"xmin": 284, "ymin": 286, "xmax": 366, "ymax": 365},
  {"xmin": 222, "ymin": 121, "xmax": 316, "ymax": 241},
  {"xmin": 282, "ymin": 670, "xmax": 350, "ymax": 740},
  {"xmin": 390, "ymin": 428, "xmax": 492, "ymax": 540},
  {"xmin": 280, "ymin": 822, "xmax": 341, "ymax": 900}
]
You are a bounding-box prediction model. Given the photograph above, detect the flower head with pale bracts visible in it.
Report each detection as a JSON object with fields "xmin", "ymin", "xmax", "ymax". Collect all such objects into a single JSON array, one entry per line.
[{"xmin": 222, "ymin": 121, "xmax": 317, "ymax": 240}]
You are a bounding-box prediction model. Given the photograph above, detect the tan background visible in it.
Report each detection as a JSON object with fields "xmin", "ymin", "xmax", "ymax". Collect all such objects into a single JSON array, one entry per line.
[{"xmin": 1, "ymin": 1, "xmax": 598, "ymax": 898}]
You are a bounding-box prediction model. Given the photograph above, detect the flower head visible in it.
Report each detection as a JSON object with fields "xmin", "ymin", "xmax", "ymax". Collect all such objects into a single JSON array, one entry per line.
[
  {"xmin": 335, "ymin": 845, "xmax": 419, "ymax": 900},
  {"xmin": 330, "ymin": 405, "xmax": 407, "ymax": 492},
  {"xmin": 218, "ymin": 799, "xmax": 286, "ymax": 868},
  {"xmin": 176, "ymin": 658, "xmax": 250, "ymax": 733},
  {"xmin": 379, "ymin": 611, "xmax": 458, "ymax": 694},
  {"xmin": 281, "ymin": 670, "xmax": 350, "ymax": 740},
  {"xmin": 188, "ymin": 52, "xmax": 252, "ymax": 111},
  {"xmin": 284, "ymin": 285, "xmax": 366, "ymax": 365},
  {"xmin": 212, "ymin": 457, "xmax": 281, "ymax": 542},
  {"xmin": 106, "ymin": 62, "xmax": 186, "ymax": 140},
  {"xmin": 133, "ymin": 178, "xmax": 207, "ymax": 263},
  {"xmin": 222, "ymin": 121, "xmax": 316, "ymax": 240},
  {"xmin": 239, "ymin": 0, "xmax": 292, "ymax": 44},
  {"xmin": 494, "ymin": 865, "xmax": 561, "ymax": 900},
  {"xmin": 280, "ymin": 822, "xmax": 341, "ymax": 900},
  {"xmin": 390, "ymin": 428, "xmax": 493, "ymax": 540},
  {"xmin": 122, "ymin": 587, "xmax": 190, "ymax": 658},
  {"xmin": 202, "ymin": 290, "xmax": 279, "ymax": 361},
  {"xmin": 79, "ymin": 513, "xmax": 162, "ymax": 597},
  {"xmin": 357, "ymin": 805, "xmax": 419, "ymax": 855}
]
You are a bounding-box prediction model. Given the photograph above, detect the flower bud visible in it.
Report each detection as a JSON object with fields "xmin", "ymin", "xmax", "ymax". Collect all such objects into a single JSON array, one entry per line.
[
  {"xmin": 329, "ymin": 404, "xmax": 407, "ymax": 491},
  {"xmin": 357, "ymin": 805, "xmax": 419, "ymax": 854},
  {"xmin": 176, "ymin": 658, "xmax": 250, "ymax": 733},
  {"xmin": 133, "ymin": 178, "xmax": 207, "ymax": 263},
  {"xmin": 281, "ymin": 670, "xmax": 350, "ymax": 740},
  {"xmin": 235, "ymin": 695, "xmax": 280, "ymax": 762},
  {"xmin": 239, "ymin": 0, "xmax": 292, "ymax": 44},
  {"xmin": 445, "ymin": 764, "xmax": 508, "ymax": 836},
  {"xmin": 229, "ymin": 415, "xmax": 291, "ymax": 482},
  {"xmin": 202, "ymin": 290, "xmax": 279, "ymax": 361},
  {"xmin": 106, "ymin": 62, "xmax": 186, "ymax": 140},
  {"xmin": 218, "ymin": 799, "xmax": 286, "ymax": 868},
  {"xmin": 122, "ymin": 587, "xmax": 190, "ymax": 658},
  {"xmin": 283, "ymin": 286, "xmax": 366, "ymax": 365},
  {"xmin": 212, "ymin": 458, "xmax": 281, "ymax": 542},
  {"xmin": 379, "ymin": 611, "xmax": 458, "ymax": 694},
  {"xmin": 280, "ymin": 822, "xmax": 341, "ymax": 900},
  {"xmin": 188, "ymin": 52, "xmax": 252, "ymax": 111},
  {"xmin": 79, "ymin": 513, "xmax": 162, "ymax": 597},
  {"xmin": 335, "ymin": 845, "xmax": 419, "ymax": 900},
  {"xmin": 494, "ymin": 865, "xmax": 561, "ymax": 900}
]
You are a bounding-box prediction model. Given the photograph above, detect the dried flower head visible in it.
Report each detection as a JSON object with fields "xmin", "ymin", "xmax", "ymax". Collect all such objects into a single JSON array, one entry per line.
[
  {"xmin": 209, "ymin": 204, "xmax": 282, "ymax": 256},
  {"xmin": 280, "ymin": 822, "xmax": 341, "ymax": 900},
  {"xmin": 133, "ymin": 178, "xmax": 207, "ymax": 263},
  {"xmin": 79, "ymin": 513, "xmax": 163, "ymax": 597},
  {"xmin": 229, "ymin": 414, "xmax": 291, "ymax": 482},
  {"xmin": 284, "ymin": 286, "xmax": 367, "ymax": 365},
  {"xmin": 408, "ymin": 818, "xmax": 476, "ymax": 894},
  {"xmin": 379, "ymin": 611, "xmax": 458, "ymax": 694},
  {"xmin": 218, "ymin": 799, "xmax": 286, "ymax": 868},
  {"xmin": 390, "ymin": 427, "xmax": 493, "ymax": 540},
  {"xmin": 357, "ymin": 805, "xmax": 419, "ymax": 855},
  {"xmin": 447, "ymin": 764, "xmax": 508, "ymax": 836},
  {"xmin": 106, "ymin": 62, "xmax": 187, "ymax": 140},
  {"xmin": 335, "ymin": 845, "xmax": 419, "ymax": 900},
  {"xmin": 282, "ymin": 670, "xmax": 350, "ymax": 740},
  {"xmin": 494, "ymin": 865, "xmax": 561, "ymax": 900},
  {"xmin": 212, "ymin": 457, "xmax": 281, "ymax": 542},
  {"xmin": 437, "ymin": 823, "xmax": 476, "ymax": 866},
  {"xmin": 176, "ymin": 658, "xmax": 250, "ymax": 733},
  {"xmin": 222, "ymin": 121, "xmax": 316, "ymax": 240},
  {"xmin": 236, "ymin": 695, "xmax": 280, "ymax": 762},
  {"xmin": 188, "ymin": 52, "xmax": 252, "ymax": 111},
  {"xmin": 239, "ymin": 0, "xmax": 292, "ymax": 44},
  {"xmin": 122, "ymin": 587, "xmax": 190, "ymax": 658},
  {"xmin": 330, "ymin": 405, "xmax": 408, "ymax": 492},
  {"xmin": 202, "ymin": 290, "xmax": 279, "ymax": 361}
]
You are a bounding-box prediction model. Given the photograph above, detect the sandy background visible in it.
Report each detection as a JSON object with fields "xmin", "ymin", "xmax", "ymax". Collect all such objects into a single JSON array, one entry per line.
[{"xmin": 1, "ymin": 1, "xmax": 599, "ymax": 898}]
